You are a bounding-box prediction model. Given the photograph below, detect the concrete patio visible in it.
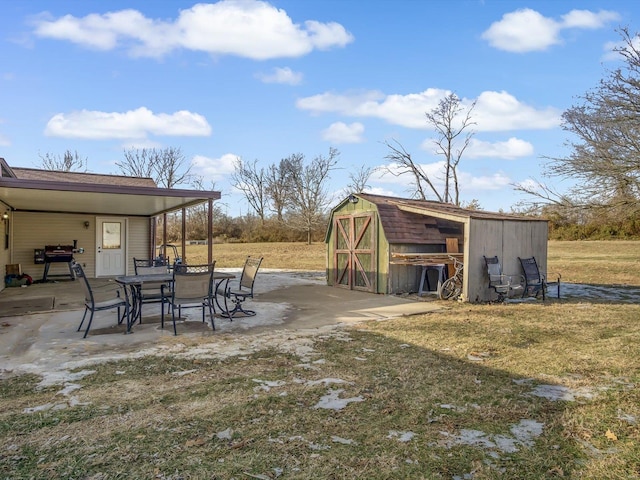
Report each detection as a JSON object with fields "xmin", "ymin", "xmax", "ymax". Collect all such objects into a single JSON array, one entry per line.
[{"xmin": 0, "ymin": 269, "xmax": 442, "ymax": 380}]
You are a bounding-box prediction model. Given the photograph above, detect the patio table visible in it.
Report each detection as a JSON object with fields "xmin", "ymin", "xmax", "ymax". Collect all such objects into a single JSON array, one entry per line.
[
  {"xmin": 115, "ymin": 271, "xmax": 236, "ymax": 332},
  {"xmin": 115, "ymin": 273, "xmax": 173, "ymax": 333}
]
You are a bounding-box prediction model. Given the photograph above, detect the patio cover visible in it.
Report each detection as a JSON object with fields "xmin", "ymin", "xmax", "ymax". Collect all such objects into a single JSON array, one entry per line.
[{"xmin": 0, "ymin": 176, "xmax": 220, "ymax": 216}]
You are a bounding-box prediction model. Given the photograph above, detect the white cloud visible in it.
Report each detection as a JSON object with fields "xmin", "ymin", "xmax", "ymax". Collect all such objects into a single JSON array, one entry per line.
[
  {"xmin": 481, "ymin": 8, "xmax": 619, "ymax": 53},
  {"xmin": 0, "ymin": 133, "xmax": 10, "ymax": 147},
  {"xmin": 255, "ymin": 66, "xmax": 303, "ymax": 85},
  {"xmin": 460, "ymin": 171, "xmax": 511, "ymax": 191},
  {"xmin": 32, "ymin": 1, "xmax": 354, "ymax": 60},
  {"xmin": 370, "ymin": 160, "xmax": 511, "ymax": 200},
  {"xmin": 297, "ymin": 88, "xmax": 560, "ymax": 131},
  {"xmin": 322, "ymin": 122, "xmax": 364, "ymax": 143},
  {"xmin": 44, "ymin": 107, "xmax": 212, "ymax": 139},
  {"xmin": 603, "ymin": 33, "xmax": 640, "ymax": 62},
  {"xmin": 372, "ymin": 160, "xmax": 446, "ymax": 186},
  {"xmin": 561, "ymin": 9, "xmax": 620, "ymax": 29},
  {"xmin": 474, "ymin": 91, "xmax": 560, "ymax": 130},
  {"xmin": 191, "ymin": 153, "xmax": 238, "ymax": 182},
  {"xmin": 463, "ymin": 137, "xmax": 534, "ymax": 159}
]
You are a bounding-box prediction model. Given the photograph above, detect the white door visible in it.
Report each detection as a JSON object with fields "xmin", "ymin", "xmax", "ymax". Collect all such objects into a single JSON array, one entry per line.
[{"xmin": 96, "ymin": 217, "xmax": 126, "ymax": 277}]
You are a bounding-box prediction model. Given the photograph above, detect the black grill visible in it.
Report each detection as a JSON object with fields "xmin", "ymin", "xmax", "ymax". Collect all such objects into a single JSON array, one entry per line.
[{"xmin": 42, "ymin": 245, "xmax": 75, "ymax": 281}]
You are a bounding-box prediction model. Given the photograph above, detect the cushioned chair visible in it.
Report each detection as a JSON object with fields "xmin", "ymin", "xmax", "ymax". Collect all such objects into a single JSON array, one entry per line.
[
  {"xmin": 133, "ymin": 258, "xmax": 170, "ymax": 322},
  {"xmin": 72, "ymin": 262, "xmax": 129, "ymax": 338},
  {"xmin": 161, "ymin": 263, "xmax": 216, "ymax": 335},
  {"xmin": 483, "ymin": 255, "xmax": 524, "ymax": 302},
  {"xmin": 222, "ymin": 256, "xmax": 263, "ymax": 318}
]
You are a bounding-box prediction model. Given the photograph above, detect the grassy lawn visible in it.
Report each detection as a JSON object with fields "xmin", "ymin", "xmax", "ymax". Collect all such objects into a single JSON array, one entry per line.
[{"xmin": 1, "ymin": 241, "xmax": 639, "ymax": 479}]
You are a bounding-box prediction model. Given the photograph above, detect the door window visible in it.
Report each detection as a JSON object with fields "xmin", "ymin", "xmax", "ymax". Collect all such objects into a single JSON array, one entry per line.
[{"xmin": 102, "ymin": 222, "xmax": 122, "ymax": 249}]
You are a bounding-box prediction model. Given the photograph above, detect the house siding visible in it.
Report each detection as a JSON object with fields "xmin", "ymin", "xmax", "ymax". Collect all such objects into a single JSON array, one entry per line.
[
  {"xmin": 13, "ymin": 212, "xmax": 96, "ymax": 279},
  {"xmin": 0, "ymin": 201, "xmax": 11, "ymax": 292},
  {"xmin": 11, "ymin": 212, "xmax": 150, "ymax": 279},
  {"xmin": 127, "ymin": 217, "xmax": 151, "ymax": 275}
]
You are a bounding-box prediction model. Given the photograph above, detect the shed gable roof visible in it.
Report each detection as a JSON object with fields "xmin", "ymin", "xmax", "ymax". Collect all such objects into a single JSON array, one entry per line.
[
  {"xmin": 373, "ymin": 201, "xmax": 458, "ymax": 244},
  {"xmin": 329, "ymin": 193, "xmax": 545, "ymax": 245},
  {"xmin": 357, "ymin": 193, "xmax": 542, "ymax": 222}
]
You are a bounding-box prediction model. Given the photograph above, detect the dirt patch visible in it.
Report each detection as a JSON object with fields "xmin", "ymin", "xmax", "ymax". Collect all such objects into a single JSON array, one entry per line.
[{"xmin": 0, "ymin": 296, "xmax": 55, "ymax": 317}]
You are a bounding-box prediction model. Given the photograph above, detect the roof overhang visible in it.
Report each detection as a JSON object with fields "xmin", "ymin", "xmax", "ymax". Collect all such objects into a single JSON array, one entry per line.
[{"xmin": 0, "ymin": 177, "xmax": 221, "ymax": 217}]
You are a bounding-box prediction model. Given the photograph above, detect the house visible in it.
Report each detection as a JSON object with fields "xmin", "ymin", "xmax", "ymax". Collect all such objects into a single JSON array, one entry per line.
[
  {"xmin": 325, "ymin": 193, "xmax": 548, "ymax": 302},
  {"xmin": 0, "ymin": 158, "xmax": 220, "ymax": 292}
]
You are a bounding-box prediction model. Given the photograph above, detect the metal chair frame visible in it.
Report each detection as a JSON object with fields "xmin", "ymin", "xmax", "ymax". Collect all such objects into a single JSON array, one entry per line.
[
  {"xmin": 483, "ymin": 255, "xmax": 524, "ymax": 302},
  {"xmin": 222, "ymin": 256, "xmax": 263, "ymax": 318},
  {"xmin": 133, "ymin": 258, "xmax": 170, "ymax": 322},
  {"xmin": 161, "ymin": 263, "xmax": 216, "ymax": 335},
  {"xmin": 72, "ymin": 262, "xmax": 129, "ymax": 338},
  {"xmin": 518, "ymin": 256, "xmax": 547, "ymax": 300}
]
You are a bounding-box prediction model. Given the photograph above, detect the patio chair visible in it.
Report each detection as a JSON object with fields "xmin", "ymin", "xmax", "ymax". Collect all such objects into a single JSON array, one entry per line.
[
  {"xmin": 221, "ymin": 256, "xmax": 263, "ymax": 318},
  {"xmin": 71, "ymin": 262, "xmax": 129, "ymax": 338},
  {"xmin": 133, "ymin": 258, "xmax": 170, "ymax": 322},
  {"xmin": 518, "ymin": 256, "xmax": 547, "ymax": 300},
  {"xmin": 161, "ymin": 262, "xmax": 216, "ymax": 335},
  {"xmin": 483, "ymin": 256, "xmax": 524, "ymax": 302}
]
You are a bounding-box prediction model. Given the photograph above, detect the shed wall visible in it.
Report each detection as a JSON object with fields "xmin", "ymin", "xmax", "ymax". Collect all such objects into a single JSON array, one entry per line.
[
  {"xmin": 326, "ymin": 198, "xmax": 388, "ymax": 294},
  {"xmin": 466, "ymin": 219, "xmax": 548, "ymax": 302}
]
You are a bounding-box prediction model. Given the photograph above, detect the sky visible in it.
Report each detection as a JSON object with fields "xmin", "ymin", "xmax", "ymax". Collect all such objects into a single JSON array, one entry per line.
[{"xmin": 1, "ymin": 0, "xmax": 638, "ymax": 216}]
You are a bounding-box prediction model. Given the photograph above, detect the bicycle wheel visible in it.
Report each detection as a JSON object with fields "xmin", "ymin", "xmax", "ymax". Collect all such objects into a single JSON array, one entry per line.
[{"xmin": 439, "ymin": 277, "xmax": 462, "ymax": 300}]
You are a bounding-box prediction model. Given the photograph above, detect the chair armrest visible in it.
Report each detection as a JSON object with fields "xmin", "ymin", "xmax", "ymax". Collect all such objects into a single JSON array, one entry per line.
[
  {"xmin": 504, "ymin": 274, "xmax": 525, "ymax": 285},
  {"xmin": 90, "ymin": 282, "xmax": 126, "ymax": 301}
]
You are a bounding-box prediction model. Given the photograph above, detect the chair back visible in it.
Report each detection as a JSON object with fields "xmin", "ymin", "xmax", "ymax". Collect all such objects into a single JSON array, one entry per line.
[
  {"xmin": 172, "ymin": 263, "xmax": 215, "ymax": 299},
  {"xmin": 134, "ymin": 258, "xmax": 168, "ymax": 274},
  {"xmin": 239, "ymin": 256, "xmax": 263, "ymax": 291},
  {"xmin": 136, "ymin": 265, "xmax": 168, "ymax": 276},
  {"xmin": 519, "ymin": 257, "xmax": 541, "ymax": 283},
  {"xmin": 71, "ymin": 262, "xmax": 94, "ymax": 304},
  {"xmin": 483, "ymin": 256, "xmax": 502, "ymax": 284}
]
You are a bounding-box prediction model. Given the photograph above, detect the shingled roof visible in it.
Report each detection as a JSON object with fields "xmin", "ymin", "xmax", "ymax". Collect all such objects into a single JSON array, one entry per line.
[
  {"xmin": 341, "ymin": 193, "xmax": 544, "ymax": 245},
  {"xmin": 11, "ymin": 167, "xmax": 157, "ymax": 188}
]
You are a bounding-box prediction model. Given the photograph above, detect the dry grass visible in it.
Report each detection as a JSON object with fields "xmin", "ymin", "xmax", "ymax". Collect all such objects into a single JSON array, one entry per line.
[
  {"xmin": 184, "ymin": 242, "xmax": 326, "ymax": 270},
  {"xmin": 186, "ymin": 240, "xmax": 640, "ymax": 286},
  {"xmin": 547, "ymin": 240, "xmax": 640, "ymax": 285},
  {"xmin": 1, "ymin": 240, "xmax": 639, "ymax": 478}
]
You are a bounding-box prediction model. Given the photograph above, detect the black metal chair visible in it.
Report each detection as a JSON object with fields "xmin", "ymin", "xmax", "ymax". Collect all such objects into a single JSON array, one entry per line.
[
  {"xmin": 161, "ymin": 263, "xmax": 216, "ymax": 335},
  {"xmin": 483, "ymin": 255, "xmax": 524, "ymax": 302},
  {"xmin": 221, "ymin": 256, "xmax": 263, "ymax": 318},
  {"xmin": 71, "ymin": 262, "xmax": 129, "ymax": 338},
  {"xmin": 518, "ymin": 256, "xmax": 547, "ymax": 300},
  {"xmin": 133, "ymin": 258, "xmax": 170, "ymax": 322}
]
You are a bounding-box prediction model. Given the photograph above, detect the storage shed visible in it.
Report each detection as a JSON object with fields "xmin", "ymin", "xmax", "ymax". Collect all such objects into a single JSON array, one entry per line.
[{"xmin": 325, "ymin": 193, "xmax": 549, "ymax": 302}]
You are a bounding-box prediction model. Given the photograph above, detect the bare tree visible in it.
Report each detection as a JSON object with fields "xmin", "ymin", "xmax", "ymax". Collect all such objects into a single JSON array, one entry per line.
[
  {"xmin": 38, "ymin": 150, "xmax": 87, "ymax": 172},
  {"xmin": 265, "ymin": 158, "xmax": 294, "ymax": 222},
  {"xmin": 285, "ymin": 148, "xmax": 340, "ymax": 244},
  {"xmin": 384, "ymin": 139, "xmax": 442, "ymax": 201},
  {"xmin": 231, "ymin": 158, "xmax": 267, "ymax": 223},
  {"xmin": 518, "ymin": 28, "xmax": 640, "ymax": 216},
  {"xmin": 383, "ymin": 92, "xmax": 476, "ymax": 205},
  {"xmin": 427, "ymin": 93, "xmax": 476, "ymax": 205},
  {"xmin": 187, "ymin": 176, "xmax": 222, "ymax": 240},
  {"xmin": 117, "ymin": 147, "xmax": 192, "ymax": 188},
  {"xmin": 343, "ymin": 164, "xmax": 374, "ymax": 195}
]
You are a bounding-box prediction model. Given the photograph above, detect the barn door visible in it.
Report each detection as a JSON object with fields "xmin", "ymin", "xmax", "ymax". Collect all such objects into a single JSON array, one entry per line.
[{"xmin": 333, "ymin": 213, "xmax": 376, "ymax": 292}]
